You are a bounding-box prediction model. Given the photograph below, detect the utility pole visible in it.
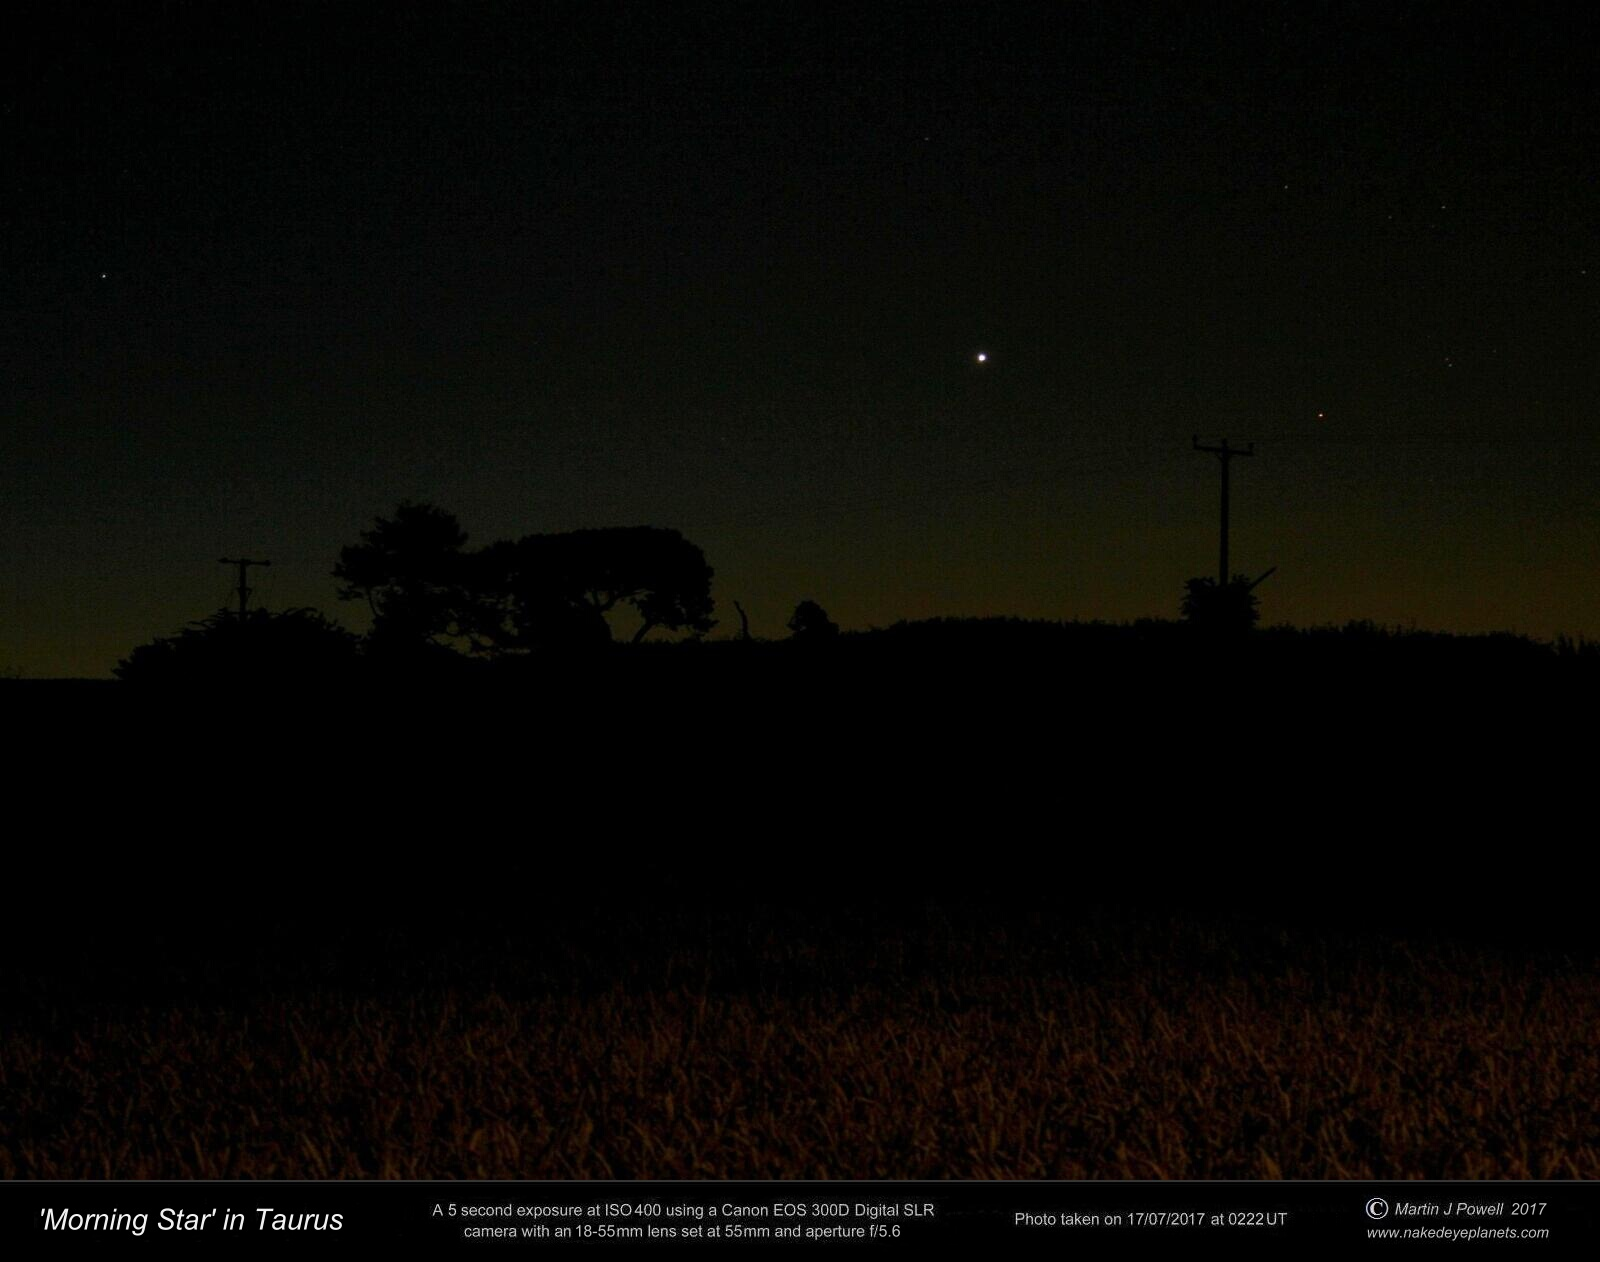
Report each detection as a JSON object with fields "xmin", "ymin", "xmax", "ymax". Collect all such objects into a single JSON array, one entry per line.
[
  {"xmin": 219, "ymin": 557, "xmax": 270, "ymax": 616},
  {"xmin": 1192, "ymin": 438, "xmax": 1253, "ymax": 584}
]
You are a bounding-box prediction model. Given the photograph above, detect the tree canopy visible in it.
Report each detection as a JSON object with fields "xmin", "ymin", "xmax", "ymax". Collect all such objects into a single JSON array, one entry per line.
[
  {"xmin": 474, "ymin": 527, "xmax": 716, "ymax": 650},
  {"xmin": 334, "ymin": 506, "xmax": 716, "ymax": 653},
  {"xmin": 333, "ymin": 502, "xmax": 474, "ymax": 652}
]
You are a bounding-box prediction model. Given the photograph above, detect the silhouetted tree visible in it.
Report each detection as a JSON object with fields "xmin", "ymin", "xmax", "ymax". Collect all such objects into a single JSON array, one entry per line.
[
  {"xmin": 336, "ymin": 508, "xmax": 716, "ymax": 654},
  {"xmin": 1181, "ymin": 575, "xmax": 1260, "ymax": 633},
  {"xmin": 115, "ymin": 607, "xmax": 361, "ymax": 684},
  {"xmin": 474, "ymin": 527, "xmax": 716, "ymax": 649},
  {"xmin": 334, "ymin": 503, "xmax": 474, "ymax": 652},
  {"xmin": 787, "ymin": 599, "xmax": 839, "ymax": 640},
  {"xmin": 470, "ymin": 538, "xmax": 612, "ymax": 650}
]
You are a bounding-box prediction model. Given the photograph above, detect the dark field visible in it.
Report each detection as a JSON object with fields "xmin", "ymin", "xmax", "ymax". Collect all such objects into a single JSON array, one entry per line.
[
  {"xmin": 6, "ymin": 623, "xmax": 1596, "ymax": 1182},
  {"xmin": 5, "ymin": 895, "xmax": 1599, "ymax": 1180}
]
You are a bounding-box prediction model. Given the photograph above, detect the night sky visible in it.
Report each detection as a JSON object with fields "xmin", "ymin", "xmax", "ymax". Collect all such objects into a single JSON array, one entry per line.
[{"xmin": 6, "ymin": 1, "xmax": 1597, "ymax": 677}]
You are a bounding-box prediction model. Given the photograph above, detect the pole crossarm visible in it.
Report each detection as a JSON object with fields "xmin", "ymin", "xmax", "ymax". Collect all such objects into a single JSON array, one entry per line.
[
  {"xmin": 219, "ymin": 557, "xmax": 271, "ymax": 617},
  {"xmin": 1191, "ymin": 436, "xmax": 1254, "ymax": 459}
]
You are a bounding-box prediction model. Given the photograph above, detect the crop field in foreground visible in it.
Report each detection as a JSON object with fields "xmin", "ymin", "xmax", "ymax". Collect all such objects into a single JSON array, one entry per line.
[{"xmin": 3, "ymin": 905, "xmax": 1596, "ymax": 1179}]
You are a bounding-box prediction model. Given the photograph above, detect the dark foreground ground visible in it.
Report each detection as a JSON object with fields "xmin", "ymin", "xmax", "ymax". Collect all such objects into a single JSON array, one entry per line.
[{"xmin": 5, "ymin": 625, "xmax": 1596, "ymax": 1179}]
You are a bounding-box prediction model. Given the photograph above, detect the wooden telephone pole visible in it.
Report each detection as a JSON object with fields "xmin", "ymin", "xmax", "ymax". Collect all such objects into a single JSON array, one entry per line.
[{"xmin": 1192, "ymin": 438, "xmax": 1253, "ymax": 584}]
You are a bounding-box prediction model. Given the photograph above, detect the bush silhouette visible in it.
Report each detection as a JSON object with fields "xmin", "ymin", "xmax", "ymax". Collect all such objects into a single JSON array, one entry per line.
[
  {"xmin": 1180, "ymin": 576, "xmax": 1260, "ymax": 633},
  {"xmin": 787, "ymin": 600, "xmax": 839, "ymax": 640},
  {"xmin": 115, "ymin": 607, "xmax": 361, "ymax": 685}
]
